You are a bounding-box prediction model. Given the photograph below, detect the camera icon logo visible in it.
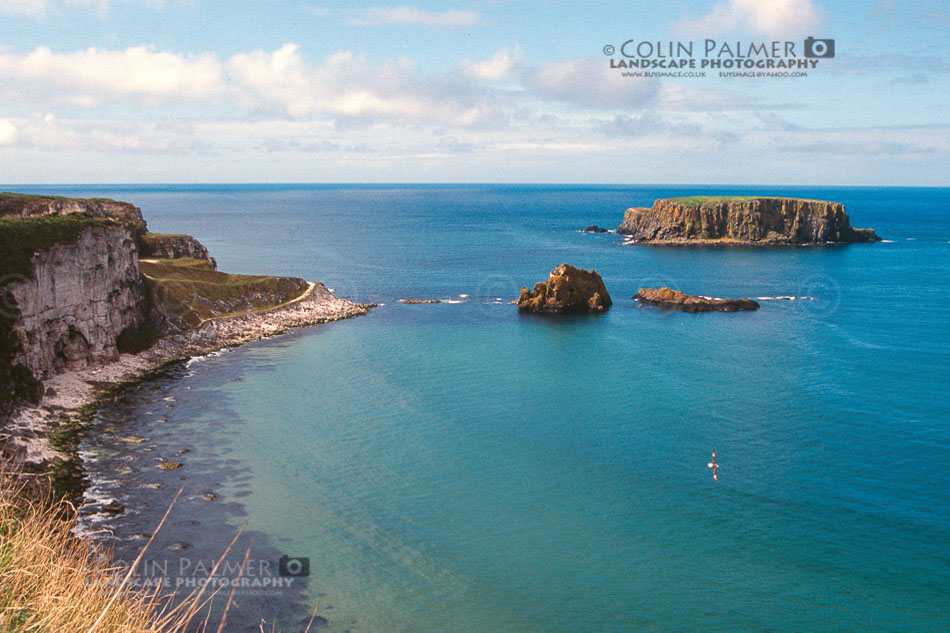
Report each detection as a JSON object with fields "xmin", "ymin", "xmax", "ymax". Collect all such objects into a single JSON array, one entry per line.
[
  {"xmin": 804, "ymin": 37, "xmax": 835, "ymax": 58},
  {"xmin": 278, "ymin": 555, "xmax": 310, "ymax": 577}
]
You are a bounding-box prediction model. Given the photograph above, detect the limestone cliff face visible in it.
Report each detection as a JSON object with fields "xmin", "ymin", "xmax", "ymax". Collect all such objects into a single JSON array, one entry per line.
[
  {"xmin": 6, "ymin": 224, "xmax": 145, "ymax": 380},
  {"xmin": 618, "ymin": 198, "xmax": 880, "ymax": 244},
  {"xmin": 0, "ymin": 194, "xmax": 147, "ymax": 235}
]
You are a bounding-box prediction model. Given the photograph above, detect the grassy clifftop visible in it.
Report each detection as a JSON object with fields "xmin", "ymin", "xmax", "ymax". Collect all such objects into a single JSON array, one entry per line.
[
  {"xmin": 665, "ymin": 195, "xmax": 826, "ymax": 205},
  {"xmin": 139, "ymin": 258, "xmax": 310, "ymax": 333}
]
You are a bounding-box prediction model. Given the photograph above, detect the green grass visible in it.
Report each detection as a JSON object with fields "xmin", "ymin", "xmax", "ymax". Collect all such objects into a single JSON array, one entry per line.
[
  {"xmin": 665, "ymin": 195, "xmax": 825, "ymax": 205},
  {"xmin": 140, "ymin": 258, "xmax": 309, "ymax": 331},
  {"xmin": 139, "ymin": 232, "xmax": 190, "ymax": 247}
]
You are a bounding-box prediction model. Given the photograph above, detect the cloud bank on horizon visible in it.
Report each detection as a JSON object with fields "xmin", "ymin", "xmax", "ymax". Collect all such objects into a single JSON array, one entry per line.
[{"xmin": 0, "ymin": 0, "xmax": 947, "ymax": 184}]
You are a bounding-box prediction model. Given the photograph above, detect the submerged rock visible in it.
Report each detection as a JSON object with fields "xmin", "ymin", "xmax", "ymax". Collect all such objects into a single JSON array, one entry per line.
[
  {"xmin": 398, "ymin": 299, "xmax": 441, "ymax": 304},
  {"xmin": 158, "ymin": 460, "xmax": 182, "ymax": 470},
  {"xmin": 518, "ymin": 264, "xmax": 612, "ymax": 313},
  {"xmin": 633, "ymin": 288, "xmax": 760, "ymax": 312},
  {"xmin": 101, "ymin": 499, "xmax": 125, "ymax": 514}
]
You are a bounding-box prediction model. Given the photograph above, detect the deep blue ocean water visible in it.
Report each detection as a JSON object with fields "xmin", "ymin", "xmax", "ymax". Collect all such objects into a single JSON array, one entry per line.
[{"xmin": 12, "ymin": 184, "xmax": 948, "ymax": 632}]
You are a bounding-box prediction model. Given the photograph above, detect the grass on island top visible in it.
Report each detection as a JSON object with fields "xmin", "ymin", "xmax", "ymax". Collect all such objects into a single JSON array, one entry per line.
[
  {"xmin": 665, "ymin": 195, "xmax": 827, "ymax": 205},
  {"xmin": 139, "ymin": 258, "xmax": 309, "ymax": 330}
]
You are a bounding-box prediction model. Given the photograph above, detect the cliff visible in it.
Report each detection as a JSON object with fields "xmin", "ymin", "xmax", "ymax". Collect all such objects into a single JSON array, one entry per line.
[
  {"xmin": 518, "ymin": 264, "xmax": 612, "ymax": 313},
  {"xmin": 1, "ymin": 192, "xmax": 370, "ymax": 475},
  {"xmin": 0, "ymin": 211, "xmax": 146, "ymax": 412},
  {"xmin": 140, "ymin": 232, "xmax": 217, "ymax": 269},
  {"xmin": 617, "ymin": 196, "xmax": 880, "ymax": 244},
  {"xmin": 0, "ymin": 192, "xmax": 147, "ymax": 235},
  {"xmin": 7, "ymin": 223, "xmax": 146, "ymax": 380},
  {"xmin": 0, "ymin": 193, "xmax": 315, "ymax": 411}
]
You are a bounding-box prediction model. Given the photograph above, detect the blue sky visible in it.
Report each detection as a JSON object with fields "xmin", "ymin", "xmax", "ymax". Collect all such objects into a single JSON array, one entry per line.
[{"xmin": 0, "ymin": 0, "xmax": 947, "ymax": 184}]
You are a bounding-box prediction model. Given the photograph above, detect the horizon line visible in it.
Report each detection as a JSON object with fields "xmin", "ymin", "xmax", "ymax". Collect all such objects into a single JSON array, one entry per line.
[{"xmin": 1, "ymin": 183, "xmax": 946, "ymax": 189}]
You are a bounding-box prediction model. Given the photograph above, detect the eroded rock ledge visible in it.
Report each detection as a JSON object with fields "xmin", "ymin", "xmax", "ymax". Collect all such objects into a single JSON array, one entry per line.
[
  {"xmin": 618, "ymin": 196, "xmax": 880, "ymax": 245},
  {"xmin": 634, "ymin": 287, "xmax": 760, "ymax": 312},
  {"xmin": 518, "ymin": 264, "xmax": 612, "ymax": 313}
]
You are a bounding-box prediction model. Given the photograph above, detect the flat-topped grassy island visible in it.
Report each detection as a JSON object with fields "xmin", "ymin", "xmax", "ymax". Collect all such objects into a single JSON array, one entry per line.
[{"xmin": 618, "ymin": 196, "xmax": 881, "ymax": 245}]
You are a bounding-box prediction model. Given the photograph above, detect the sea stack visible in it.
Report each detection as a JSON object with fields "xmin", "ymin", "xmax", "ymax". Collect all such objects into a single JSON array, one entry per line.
[
  {"xmin": 518, "ymin": 264, "xmax": 612, "ymax": 313},
  {"xmin": 633, "ymin": 288, "xmax": 760, "ymax": 312},
  {"xmin": 618, "ymin": 196, "xmax": 880, "ymax": 245}
]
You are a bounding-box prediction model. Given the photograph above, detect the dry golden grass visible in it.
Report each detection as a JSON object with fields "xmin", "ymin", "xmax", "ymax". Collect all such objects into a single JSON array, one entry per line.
[{"xmin": 0, "ymin": 476, "xmax": 322, "ymax": 633}]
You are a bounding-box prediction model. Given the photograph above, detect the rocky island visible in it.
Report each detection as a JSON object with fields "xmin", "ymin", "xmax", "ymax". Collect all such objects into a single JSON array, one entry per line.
[
  {"xmin": 618, "ymin": 196, "xmax": 880, "ymax": 245},
  {"xmin": 0, "ymin": 192, "xmax": 369, "ymax": 477},
  {"xmin": 518, "ymin": 264, "xmax": 612, "ymax": 313},
  {"xmin": 634, "ymin": 287, "xmax": 760, "ymax": 312}
]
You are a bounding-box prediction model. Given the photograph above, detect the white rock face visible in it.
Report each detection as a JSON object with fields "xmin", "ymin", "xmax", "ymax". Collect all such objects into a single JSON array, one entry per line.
[{"xmin": 7, "ymin": 225, "xmax": 146, "ymax": 379}]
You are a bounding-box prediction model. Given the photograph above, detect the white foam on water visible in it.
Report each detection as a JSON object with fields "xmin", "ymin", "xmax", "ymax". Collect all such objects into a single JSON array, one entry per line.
[
  {"xmin": 185, "ymin": 347, "xmax": 231, "ymax": 367},
  {"xmin": 459, "ymin": 294, "xmax": 469, "ymax": 298},
  {"xmin": 755, "ymin": 296, "xmax": 816, "ymax": 301}
]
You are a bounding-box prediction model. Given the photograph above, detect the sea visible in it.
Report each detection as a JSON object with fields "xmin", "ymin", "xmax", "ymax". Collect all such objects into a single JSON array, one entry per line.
[{"xmin": 11, "ymin": 184, "xmax": 949, "ymax": 632}]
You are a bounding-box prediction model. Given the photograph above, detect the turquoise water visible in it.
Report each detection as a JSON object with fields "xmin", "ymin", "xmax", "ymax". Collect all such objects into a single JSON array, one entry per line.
[{"xmin": 25, "ymin": 184, "xmax": 947, "ymax": 632}]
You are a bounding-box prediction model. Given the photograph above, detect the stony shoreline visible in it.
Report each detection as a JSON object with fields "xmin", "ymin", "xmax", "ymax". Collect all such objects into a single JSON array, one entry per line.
[{"xmin": 2, "ymin": 282, "xmax": 371, "ymax": 476}]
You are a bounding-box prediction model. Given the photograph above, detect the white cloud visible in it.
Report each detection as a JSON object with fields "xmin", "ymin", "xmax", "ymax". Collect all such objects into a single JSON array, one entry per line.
[
  {"xmin": 523, "ymin": 57, "xmax": 659, "ymax": 109},
  {"xmin": 1, "ymin": 0, "xmax": 172, "ymax": 16},
  {"xmin": 461, "ymin": 48, "xmax": 522, "ymax": 82},
  {"xmin": 0, "ymin": 0, "xmax": 47, "ymax": 15},
  {"xmin": 677, "ymin": 0, "xmax": 821, "ymax": 38},
  {"xmin": 0, "ymin": 46, "xmax": 224, "ymax": 103},
  {"xmin": 228, "ymin": 43, "xmax": 502, "ymax": 127},
  {"xmin": 350, "ymin": 6, "xmax": 484, "ymax": 28},
  {"xmin": 0, "ymin": 119, "xmax": 17, "ymax": 145}
]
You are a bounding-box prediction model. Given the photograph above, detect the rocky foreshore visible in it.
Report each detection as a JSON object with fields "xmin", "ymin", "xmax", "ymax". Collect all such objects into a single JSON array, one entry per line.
[
  {"xmin": 618, "ymin": 196, "xmax": 880, "ymax": 245},
  {"xmin": 3, "ymin": 282, "xmax": 370, "ymax": 472},
  {"xmin": 634, "ymin": 287, "xmax": 760, "ymax": 312}
]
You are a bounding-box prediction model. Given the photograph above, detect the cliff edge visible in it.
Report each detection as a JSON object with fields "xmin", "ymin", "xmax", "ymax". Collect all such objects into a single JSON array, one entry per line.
[
  {"xmin": 0, "ymin": 193, "xmax": 368, "ymax": 476},
  {"xmin": 617, "ymin": 196, "xmax": 880, "ymax": 245}
]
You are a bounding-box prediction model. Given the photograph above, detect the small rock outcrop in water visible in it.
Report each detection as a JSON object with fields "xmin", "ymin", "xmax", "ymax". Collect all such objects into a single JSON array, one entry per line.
[
  {"xmin": 583, "ymin": 225, "xmax": 609, "ymax": 233},
  {"xmin": 399, "ymin": 299, "xmax": 441, "ymax": 304},
  {"xmin": 617, "ymin": 197, "xmax": 880, "ymax": 244},
  {"xmin": 518, "ymin": 264, "xmax": 612, "ymax": 313},
  {"xmin": 634, "ymin": 288, "xmax": 760, "ymax": 312}
]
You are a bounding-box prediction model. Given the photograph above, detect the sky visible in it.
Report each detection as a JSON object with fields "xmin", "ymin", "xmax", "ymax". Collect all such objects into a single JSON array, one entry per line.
[{"xmin": 0, "ymin": 0, "xmax": 947, "ymax": 184}]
